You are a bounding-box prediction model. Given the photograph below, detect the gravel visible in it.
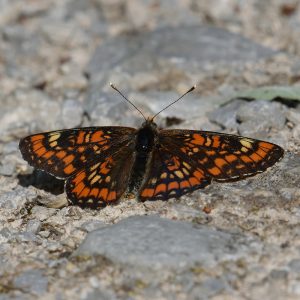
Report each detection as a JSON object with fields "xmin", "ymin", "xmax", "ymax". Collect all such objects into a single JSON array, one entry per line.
[{"xmin": 0, "ymin": 0, "xmax": 299, "ymax": 299}]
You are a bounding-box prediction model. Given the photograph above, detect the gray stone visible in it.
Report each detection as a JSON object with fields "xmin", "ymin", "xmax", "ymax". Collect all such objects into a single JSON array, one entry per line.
[
  {"xmin": 84, "ymin": 289, "xmax": 117, "ymax": 300},
  {"xmin": 133, "ymin": 91, "xmax": 217, "ymax": 122},
  {"xmin": 87, "ymin": 26, "xmax": 277, "ymax": 77},
  {"xmin": 26, "ymin": 220, "xmax": 41, "ymax": 234},
  {"xmin": 75, "ymin": 215, "xmax": 260, "ymax": 269},
  {"xmin": 207, "ymin": 99, "xmax": 245, "ymax": 130},
  {"xmin": 12, "ymin": 231, "xmax": 39, "ymax": 243},
  {"xmin": 80, "ymin": 220, "xmax": 106, "ymax": 232},
  {"xmin": 0, "ymin": 227, "xmax": 12, "ymax": 239},
  {"xmin": 288, "ymin": 259, "xmax": 300, "ymax": 274},
  {"xmin": 0, "ymin": 157, "xmax": 16, "ymax": 176},
  {"xmin": 0, "ymin": 186, "xmax": 37, "ymax": 209},
  {"xmin": 190, "ymin": 277, "xmax": 228, "ymax": 299},
  {"xmin": 0, "ymin": 89, "xmax": 61, "ymax": 141},
  {"xmin": 85, "ymin": 91, "xmax": 142, "ymax": 127},
  {"xmin": 13, "ymin": 269, "xmax": 48, "ymax": 296},
  {"xmin": 236, "ymin": 100, "xmax": 287, "ymax": 138},
  {"xmin": 61, "ymin": 99, "xmax": 84, "ymax": 128}
]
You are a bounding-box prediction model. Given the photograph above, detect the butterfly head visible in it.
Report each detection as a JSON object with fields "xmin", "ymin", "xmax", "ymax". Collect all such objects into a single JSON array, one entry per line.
[{"xmin": 141, "ymin": 117, "xmax": 158, "ymax": 130}]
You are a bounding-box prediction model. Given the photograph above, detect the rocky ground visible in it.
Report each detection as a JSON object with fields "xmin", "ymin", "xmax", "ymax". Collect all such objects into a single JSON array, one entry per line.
[{"xmin": 0, "ymin": 0, "xmax": 300, "ymax": 299}]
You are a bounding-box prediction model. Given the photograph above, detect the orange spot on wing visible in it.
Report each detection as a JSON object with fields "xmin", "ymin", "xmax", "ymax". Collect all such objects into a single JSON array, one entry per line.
[
  {"xmin": 180, "ymin": 180, "xmax": 190, "ymax": 188},
  {"xmin": 64, "ymin": 164, "xmax": 76, "ymax": 174},
  {"xmin": 155, "ymin": 184, "xmax": 166, "ymax": 194},
  {"xmin": 31, "ymin": 135, "xmax": 44, "ymax": 142},
  {"xmin": 56, "ymin": 150, "xmax": 67, "ymax": 159},
  {"xmin": 194, "ymin": 170, "xmax": 204, "ymax": 180},
  {"xmin": 73, "ymin": 182, "xmax": 85, "ymax": 195},
  {"xmin": 80, "ymin": 187, "xmax": 90, "ymax": 197},
  {"xmin": 214, "ymin": 158, "xmax": 227, "ymax": 168},
  {"xmin": 240, "ymin": 155, "xmax": 253, "ymax": 163},
  {"xmin": 250, "ymin": 153, "xmax": 262, "ymax": 162},
  {"xmin": 43, "ymin": 151, "xmax": 54, "ymax": 159},
  {"xmin": 255, "ymin": 148, "xmax": 267, "ymax": 158},
  {"xmin": 77, "ymin": 131, "xmax": 85, "ymax": 144},
  {"xmin": 100, "ymin": 165, "xmax": 110, "ymax": 175},
  {"xmin": 99, "ymin": 188, "xmax": 108, "ymax": 200},
  {"xmin": 212, "ymin": 136, "xmax": 221, "ymax": 148},
  {"xmin": 73, "ymin": 172, "xmax": 86, "ymax": 184},
  {"xmin": 107, "ymin": 191, "xmax": 117, "ymax": 201},
  {"xmin": 208, "ymin": 166, "xmax": 221, "ymax": 176},
  {"xmin": 78, "ymin": 146, "xmax": 85, "ymax": 153},
  {"xmin": 168, "ymin": 181, "xmax": 179, "ymax": 190},
  {"xmin": 63, "ymin": 154, "xmax": 75, "ymax": 165},
  {"xmin": 207, "ymin": 150, "xmax": 216, "ymax": 156},
  {"xmin": 33, "ymin": 142, "xmax": 43, "ymax": 151},
  {"xmin": 189, "ymin": 177, "xmax": 200, "ymax": 186},
  {"xmin": 141, "ymin": 188, "xmax": 154, "ymax": 198},
  {"xmin": 259, "ymin": 142, "xmax": 274, "ymax": 150},
  {"xmin": 90, "ymin": 188, "xmax": 99, "ymax": 197},
  {"xmin": 91, "ymin": 131, "xmax": 104, "ymax": 143},
  {"xmin": 36, "ymin": 147, "xmax": 47, "ymax": 157},
  {"xmin": 191, "ymin": 134, "xmax": 205, "ymax": 145},
  {"xmin": 225, "ymin": 154, "xmax": 237, "ymax": 163}
]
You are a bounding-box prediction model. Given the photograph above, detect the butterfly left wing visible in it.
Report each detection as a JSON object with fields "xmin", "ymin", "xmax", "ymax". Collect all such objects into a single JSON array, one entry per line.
[{"xmin": 19, "ymin": 127, "xmax": 136, "ymax": 179}]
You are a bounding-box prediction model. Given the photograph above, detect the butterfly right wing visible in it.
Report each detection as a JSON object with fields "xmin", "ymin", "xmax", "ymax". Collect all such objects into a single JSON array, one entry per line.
[{"xmin": 19, "ymin": 127, "xmax": 136, "ymax": 179}]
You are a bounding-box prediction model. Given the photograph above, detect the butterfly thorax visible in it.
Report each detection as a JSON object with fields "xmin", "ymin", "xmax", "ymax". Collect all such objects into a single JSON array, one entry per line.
[
  {"xmin": 135, "ymin": 120, "xmax": 158, "ymax": 153},
  {"xmin": 128, "ymin": 120, "xmax": 158, "ymax": 192}
]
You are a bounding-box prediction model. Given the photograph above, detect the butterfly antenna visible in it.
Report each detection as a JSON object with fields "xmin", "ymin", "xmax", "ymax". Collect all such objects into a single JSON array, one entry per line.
[
  {"xmin": 110, "ymin": 83, "xmax": 147, "ymax": 121},
  {"xmin": 151, "ymin": 85, "xmax": 196, "ymax": 120}
]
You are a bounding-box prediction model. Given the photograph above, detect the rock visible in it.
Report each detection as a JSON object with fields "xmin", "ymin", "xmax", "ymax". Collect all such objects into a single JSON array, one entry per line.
[
  {"xmin": 207, "ymin": 99, "xmax": 245, "ymax": 131},
  {"xmin": 75, "ymin": 215, "xmax": 261, "ymax": 269},
  {"xmin": 236, "ymin": 100, "xmax": 287, "ymax": 138},
  {"xmin": 189, "ymin": 277, "xmax": 228, "ymax": 299},
  {"xmin": 288, "ymin": 259, "xmax": 300, "ymax": 274},
  {"xmin": 84, "ymin": 288, "xmax": 117, "ymax": 300},
  {"xmin": 13, "ymin": 269, "xmax": 48, "ymax": 296},
  {"xmin": 61, "ymin": 99, "xmax": 84, "ymax": 128},
  {"xmin": 80, "ymin": 220, "xmax": 106, "ymax": 232},
  {"xmin": 87, "ymin": 26, "xmax": 277, "ymax": 77},
  {"xmin": 0, "ymin": 89, "xmax": 61, "ymax": 141},
  {"xmin": 0, "ymin": 186, "xmax": 37, "ymax": 209},
  {"xmin": 26, "ymin": 220, "xmax": 41, "ymax": 234}
]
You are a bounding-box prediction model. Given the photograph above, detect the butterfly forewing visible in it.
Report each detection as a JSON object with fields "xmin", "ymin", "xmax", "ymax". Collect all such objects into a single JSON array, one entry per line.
[
  {"xmin": 19, "ymin": 127, "xmax": 136, "ymax": 179},
  {"xmin": 159, "ymin": 130, "xmax": 284, "ymax": 182}
]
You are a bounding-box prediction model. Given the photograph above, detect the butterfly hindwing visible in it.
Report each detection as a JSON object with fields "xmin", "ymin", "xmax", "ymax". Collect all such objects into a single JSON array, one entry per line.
[
  {"xmin": 66, "ymin": 140, "xmax": 136, "ymax": 208},
  {"xmin": 160, "ymin": 130, "xmax": 284, "ymax": 181},
  {"xmin": 19, "ymin": 127, "xmax": 136, "ymax": 179},
  {"xmin": 139, "ymin": 144, "xmax": 211, "ymax": 201}
]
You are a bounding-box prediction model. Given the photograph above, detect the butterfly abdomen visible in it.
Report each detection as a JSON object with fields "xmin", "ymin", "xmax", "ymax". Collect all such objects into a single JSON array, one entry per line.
[{"xmin": 128, "ymin": 122, "xmax": 157, "ymax": 191}]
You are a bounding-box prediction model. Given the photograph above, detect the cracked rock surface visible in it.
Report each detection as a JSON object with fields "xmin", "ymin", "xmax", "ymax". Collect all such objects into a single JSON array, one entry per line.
[{"xmin": 0, "ymin": 1, "xmax": 299, "ymax": 299}]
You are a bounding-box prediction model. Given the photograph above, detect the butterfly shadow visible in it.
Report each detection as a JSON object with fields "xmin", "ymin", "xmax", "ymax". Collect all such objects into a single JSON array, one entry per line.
[{"xmin": 18, "ymin": 170, "xmax": 65, "ymax": 195}]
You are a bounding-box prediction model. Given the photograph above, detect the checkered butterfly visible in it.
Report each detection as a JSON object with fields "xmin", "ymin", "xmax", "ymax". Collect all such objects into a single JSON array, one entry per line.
[{"xmin": 19, "ymin": 85, "xmax": 284, "ymax": 209}]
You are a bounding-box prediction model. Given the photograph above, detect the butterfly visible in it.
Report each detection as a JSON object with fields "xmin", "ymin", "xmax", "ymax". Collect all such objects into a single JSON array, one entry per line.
[{"xmin": 19, "ymin": 84, "xmax": 284, "ymax": 209}]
